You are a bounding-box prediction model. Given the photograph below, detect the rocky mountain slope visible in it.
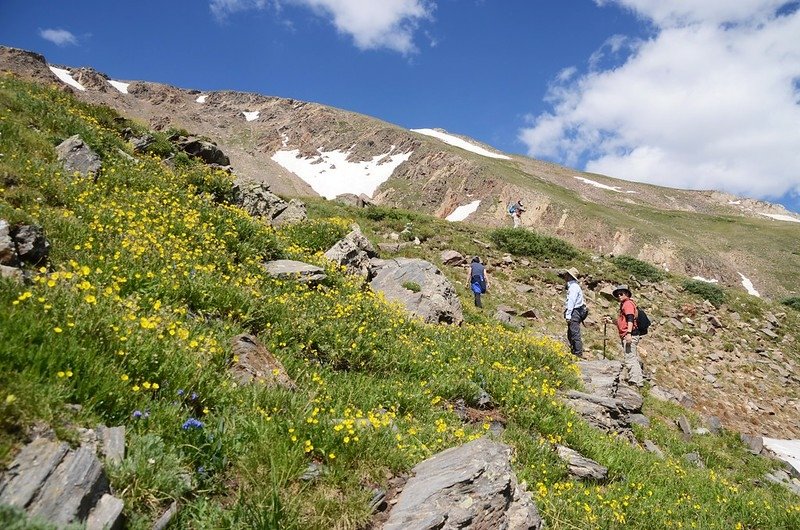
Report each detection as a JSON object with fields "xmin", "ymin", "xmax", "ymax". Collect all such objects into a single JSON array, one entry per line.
[
  {"xmin": 1, "ymin": 69, "xmax": 799, "ymax": 529},
  {"xmin": 2, "ymin": 45, "xmax": 799, "ymax": 301}
]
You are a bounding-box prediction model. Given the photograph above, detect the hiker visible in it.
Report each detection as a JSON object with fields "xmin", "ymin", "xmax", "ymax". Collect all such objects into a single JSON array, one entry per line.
[
  {"xmin": 508, "ymin": 199, "xmax": 525, "ymax": 228},
  {"xmin": 611, "ymin": 284, "xmax": 644, "ymax": 386},
  {"xmin": 561, "ymin": 268, "xmax": 587, "ymax": 357},
  {"xmin": 467, "ymin": 256, "xmax": 489, "ymax": 308}
]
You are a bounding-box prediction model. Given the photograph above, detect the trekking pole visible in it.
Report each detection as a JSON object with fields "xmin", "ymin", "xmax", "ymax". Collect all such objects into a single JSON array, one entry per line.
[{"xmin": 602, "ymin": 321, "xmax": 607, "ymax": 359}]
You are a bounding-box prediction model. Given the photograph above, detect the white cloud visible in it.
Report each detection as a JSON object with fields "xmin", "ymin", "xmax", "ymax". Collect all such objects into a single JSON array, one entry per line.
[
  {"xmin": 209, "ymin": 0, "xmax": 434, "ymax": 54},
  {"xmin": 39, "ymin": 28, "xmax": 78, "ymax": 47},
  {"xmin": 520, "ymin": 2, "xmax": 800, "ymax": 201}
]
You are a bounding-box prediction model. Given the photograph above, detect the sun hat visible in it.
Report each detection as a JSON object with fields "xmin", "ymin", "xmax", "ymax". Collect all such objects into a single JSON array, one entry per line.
[
  {"xmin": 560, "ymin": 268, "xmax": 579, "ymax": 281},
  {"xmin": 612, "ymin": 284, "xmax": 632, "ymax": 298}
]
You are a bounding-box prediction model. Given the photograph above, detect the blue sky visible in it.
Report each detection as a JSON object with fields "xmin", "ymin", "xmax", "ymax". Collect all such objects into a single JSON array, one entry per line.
[{"xmin": 2, "ymin": 0, "xmax": 799, "ymax": 213}]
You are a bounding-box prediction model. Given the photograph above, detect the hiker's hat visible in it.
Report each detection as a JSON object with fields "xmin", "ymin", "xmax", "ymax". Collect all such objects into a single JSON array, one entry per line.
[
  {"xmin": 560, "ymin": 267, "xmax": 579, "ymax": 281},
  {"xmin": 612, "ymin": 284, "xmax": 632, "ymax": 298}
]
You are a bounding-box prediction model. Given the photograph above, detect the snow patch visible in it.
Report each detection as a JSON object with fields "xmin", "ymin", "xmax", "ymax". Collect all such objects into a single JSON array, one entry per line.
[
  {"xmin": 573, "ymin": 176, "xmax": 636, "ymax": 194},
  {"xmin": 762, "ymin": 438, "xmax": 800, "ymax": 475},
  {"xmin": 691, "ymin": 276, "xmax": 718, "ymax": 284},
  {"xmin": 48, "ymin": 66, "xmax": 85, "ymax": 91},
  {"xmin": 412, "ymin": 128, "xmax": 510, "ymax": 160},
  {"xmin": 107, "ymin": 80, "xmax": 129, "ymax": 94},
  {"xmin": 271, "ymin": 147, "xmax": 412, "ymax": 199},
  {"xmin": 446, "ymin": 200, "xmax": 481, "ymax": 222},
  {"xmin": 759, "ymin": 213, "xmax": 800, "ymax": 224},
  {"xmin": 196, "ymin": 94, "xmax": 208, "ymax": 103},
  {"xmin": 738, "ymin": 272, "xmax": 760, "ymax": 297},
  {"xmin": 243, "ymin": 111, "xmax": 259, "ymax": 122},
  {"xmin": 728, "ymin": 200, "xmax": 741, "ymax": 205}
]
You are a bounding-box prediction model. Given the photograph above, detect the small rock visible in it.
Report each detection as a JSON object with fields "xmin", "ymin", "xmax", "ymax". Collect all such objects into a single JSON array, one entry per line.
[
  {"xmin": 741, "ymin": 434, "xmax": 764, "ymax": 455},
  {"xmin": 684, "ymin": 452, "xmax": 705, "ymax": 468}
]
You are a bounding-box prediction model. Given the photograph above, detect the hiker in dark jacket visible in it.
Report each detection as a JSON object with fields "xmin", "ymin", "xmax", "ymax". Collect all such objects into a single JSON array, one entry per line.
[
  {"xmin": 612, "ymin": 284, "xmax": 644, "ymax": 386},
  {"xmin": 467, "ymin": 256, "xmax": 489, "ymax": 307},
  {"xmin": 561, "ymin": 268, "xmax": 587, "ymax": 357}
]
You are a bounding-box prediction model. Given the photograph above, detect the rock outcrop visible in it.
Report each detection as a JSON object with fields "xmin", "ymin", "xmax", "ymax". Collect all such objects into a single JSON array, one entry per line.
[
  {"xmin": 562, "ymin": 359, "xmax": 644, "ymax": 441},
  {"xmin": 382, "ymin": 437, "xmax": 542, "ymax": 530},
  {"xmin": 369, "ymin": 258, "xmax": 463, "ymax": 325}
]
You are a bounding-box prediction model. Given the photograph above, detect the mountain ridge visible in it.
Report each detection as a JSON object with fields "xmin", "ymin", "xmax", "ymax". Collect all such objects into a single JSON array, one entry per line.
[{"xmin": 1, "ymin": 44, "xmax": 798, "ymax": 299}]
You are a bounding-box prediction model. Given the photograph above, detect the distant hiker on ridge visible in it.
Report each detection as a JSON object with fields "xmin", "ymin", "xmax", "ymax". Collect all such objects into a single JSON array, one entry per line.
[
  {"xmin": 610, "ymin": 284, "xmax": 645, "ymax": 386},
  {"xmin": 467, "ymin": 256, "xmax": 489, "ymax": 308},
  {"xmin": 508, "ymin": 199, "xmax": 525, "ymax": 228},
  {"xmin": 561, "ymin": 268, "xmax": 588, "ymax": 358}
]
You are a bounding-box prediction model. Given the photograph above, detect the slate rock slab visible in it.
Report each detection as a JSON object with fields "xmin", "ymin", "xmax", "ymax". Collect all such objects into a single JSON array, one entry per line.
[
  {"xmin": 382, "ymin": 437, "xmax": 542, "ymax": 529},
  {"xmin": 556, "ymin": 445, "xmax": 608, "ymax": 481},
  {"xmin": 264, "ymin": 259, "xmax": 326, "ymax": 284}
]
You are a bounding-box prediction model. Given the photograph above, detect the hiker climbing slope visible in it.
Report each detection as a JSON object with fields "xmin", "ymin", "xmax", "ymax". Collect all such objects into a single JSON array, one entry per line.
[
  {"xmin": 467, "ymin": 256, "xmax": 489, "ymax": 308},
  {"xmin": 611, "ymin": 284, "xmax": 645, "ymax": 387}
]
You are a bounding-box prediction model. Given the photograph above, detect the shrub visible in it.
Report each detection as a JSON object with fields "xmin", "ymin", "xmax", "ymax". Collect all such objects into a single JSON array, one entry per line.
[
  {"xmin": 781, "ymin": 296, "xmax": 800, "ymax": 311},
  {"xmin": 683, "ymin": 279, "xmax": 726, "ymax": 307},
  {"xmin": 489, "ymin": 228, "xmax": 579, "ymax": 261},
  {"xmin": 612, "ymin": 255, "xmax": 665, "ymax": 282},
  {"xmin": 402, "ymin": 281, "xmax": 421, "ymax": 293},
  {"xmin": 276, "ymin": 218, "xmax": 351, "ymax": 253}
]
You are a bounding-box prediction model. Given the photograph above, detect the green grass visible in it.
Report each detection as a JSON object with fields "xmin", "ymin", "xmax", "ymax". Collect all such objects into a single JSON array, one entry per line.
[{"xmin": 1, "ymin": 75, "xmax": 799, "ymax": 529}]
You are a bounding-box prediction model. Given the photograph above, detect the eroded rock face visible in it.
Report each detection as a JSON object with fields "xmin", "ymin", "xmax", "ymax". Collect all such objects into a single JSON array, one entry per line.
[
  {"xmin": 56, "ymin": 135, "xmax": 102, "ymax": 178},
  {"xmin": 11, "ymin": 224, "xmax": 50, "ymax": 266},
  {"xmin": 0, "ymin": 219, "xmax": 17, "ymax": 266},
  {"xmin": 383, "ymin": 437, "xmax": 542, "ymax": 530},
  {"xmin": 369, "ymin": 258, "xmax": 463, "ymax": 325}
]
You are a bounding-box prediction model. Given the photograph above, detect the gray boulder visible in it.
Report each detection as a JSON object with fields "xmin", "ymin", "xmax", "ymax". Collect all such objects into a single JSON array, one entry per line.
[
  {"xmin": 172, "ymin": 135, "xmax": 230, "ymax": 165},
  {"xmin": 383, "ymin": 437, "xmax": 542, "ymax": 530},
  {"xmin": 271, "ymin": 199, "xmax": 308, "ymax": 226},
  {"xmin": 12, "ymin": 224, "xmax": 50, "ymax": 265},
  {"xmin": 264, "ymin": 259, "xmax": 326, "ymax": 284},
  {"xmin": 334, "ymin": 193, "xmax": 372, "ymax": 208},
  {"xmin": 440, "ymin": 250, "xmax": 464, "ymax": 266},
  {"xmin": 56, "ymin": 135, "xmax": 102, "ymax": 178},
  {"xmin": 369, "ymin": 258, "xmax": 463, "ymax": 325},
  {"xmin": 324, "ymin": 226, "xmax": 377, "ymax": 278}
]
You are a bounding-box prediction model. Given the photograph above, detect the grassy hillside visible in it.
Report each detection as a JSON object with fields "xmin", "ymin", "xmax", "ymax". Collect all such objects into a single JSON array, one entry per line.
[{"xmin": 1, "ymin": 75, "xmax": 799, "ymax": 529}]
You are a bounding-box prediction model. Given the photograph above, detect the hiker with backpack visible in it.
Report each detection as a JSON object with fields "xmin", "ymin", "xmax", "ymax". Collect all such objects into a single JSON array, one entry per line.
[
  {"xmin": 561, "ymin": 268, "xmax": 588, "ymax": 358},
  {"xmin": 467, "ymin": 256, "xmax": 489, "ymax": 308},
  {"xmin": 508, "ymin": 199, "xmax": 525, "ymax": 228},
  {"xmin": 611, "ymin": 284, "xmax": 645, "ymax": 386}
]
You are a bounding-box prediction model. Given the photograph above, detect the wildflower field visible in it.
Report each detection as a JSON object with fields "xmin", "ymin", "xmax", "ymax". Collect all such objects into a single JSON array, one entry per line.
[{"xmin": 1, "ymin": 76, "xmax": 798, "ymax": 529}]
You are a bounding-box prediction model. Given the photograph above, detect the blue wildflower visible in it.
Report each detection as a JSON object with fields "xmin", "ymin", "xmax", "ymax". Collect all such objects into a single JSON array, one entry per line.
[
  {"xmin": 132, "ymin": 410, "xmax": 143, "ymax": 419},
  {"xmin": 182, "ymin": 418, "xmax": 204, "ymax": 430},
  {"xmin": 177, "ymin": 389, "xmax": 184, "ymax": 396}
]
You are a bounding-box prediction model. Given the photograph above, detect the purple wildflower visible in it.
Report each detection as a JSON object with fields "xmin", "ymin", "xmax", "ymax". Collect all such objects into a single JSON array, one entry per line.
[{"xmin": 132, "ymin": 410, "xmax": 143, "ymax": 419}]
